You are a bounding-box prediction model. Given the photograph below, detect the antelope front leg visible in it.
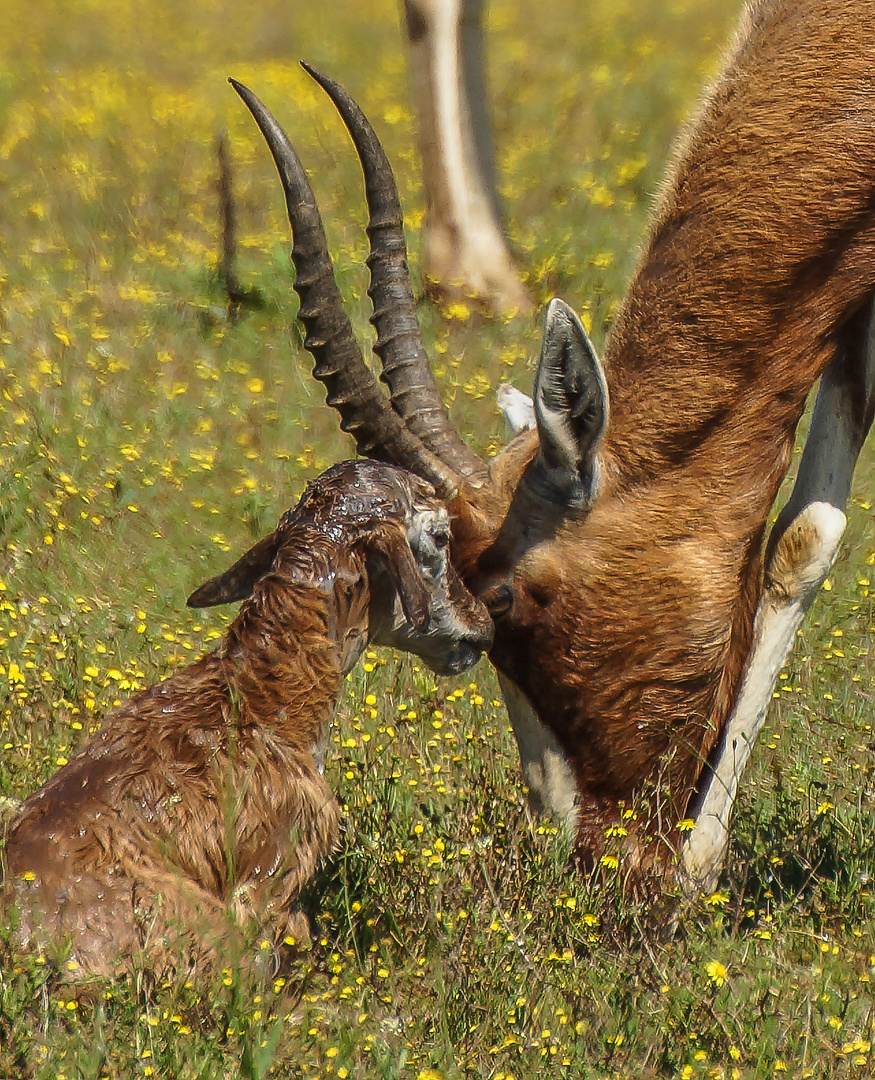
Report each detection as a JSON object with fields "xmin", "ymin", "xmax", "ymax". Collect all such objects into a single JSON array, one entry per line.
[
  {"xmin": 402, "ymin": 0, "xmax": 532, "ymax": 314},
  {"xmin": 680, "ymin": 500, "xmax": 846, "ymax": 892},
  {"xmin": 498, "ymin": 672, "xmax": 579, "ymax": 829},
  {"xmin": 681, "ymin": 302, "xmax": 875, "ymax": 893}
]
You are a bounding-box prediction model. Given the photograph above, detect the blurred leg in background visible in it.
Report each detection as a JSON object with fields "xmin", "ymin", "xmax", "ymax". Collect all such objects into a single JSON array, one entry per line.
[{"xmin": 403, "ymin": 0, "xmax": 533, "ymax": 315}]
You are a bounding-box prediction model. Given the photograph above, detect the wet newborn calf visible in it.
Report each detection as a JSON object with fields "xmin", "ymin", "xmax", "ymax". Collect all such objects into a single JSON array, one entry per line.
[{"xmin": 1, "ymin": 460, "xmax": 492, "ymax": 977}]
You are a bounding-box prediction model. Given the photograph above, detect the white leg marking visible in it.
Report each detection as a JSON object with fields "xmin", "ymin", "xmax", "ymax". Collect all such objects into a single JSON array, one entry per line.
[
  {"xmin": 681, "ymin": 502, "xmax": 846, "ymax": 889},
  {"xmin": 682, "ymin": 296, "xmax": 875, "ymax": 891},
  {"xmin": 497, "ymin": 672, "xmax": 578, "ymax": 831}
]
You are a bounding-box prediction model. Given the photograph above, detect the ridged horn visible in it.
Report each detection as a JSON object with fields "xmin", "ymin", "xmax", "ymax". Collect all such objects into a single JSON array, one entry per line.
[
  {"xmin": 300, "ymin": 62, "xmax": 488, "ymax": 487},
  {"xmin": 229, "ymin": 78, "xmax": 462, "ymax": 496}
]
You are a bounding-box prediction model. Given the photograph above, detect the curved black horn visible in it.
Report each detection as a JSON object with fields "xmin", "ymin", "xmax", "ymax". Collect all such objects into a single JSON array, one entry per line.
[
  {"xmin": 300, "ymin": 62, "xmax": 488, "ymax": 487},
  {"xmin": 229, "ymin": 78, "xmax": 461, "ymax": 495}
]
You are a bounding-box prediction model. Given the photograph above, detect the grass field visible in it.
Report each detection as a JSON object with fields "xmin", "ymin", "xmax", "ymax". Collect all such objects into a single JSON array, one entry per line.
[{"xmin": 1, "ymin": 0, "xmax": 874, "ymax": 1076}]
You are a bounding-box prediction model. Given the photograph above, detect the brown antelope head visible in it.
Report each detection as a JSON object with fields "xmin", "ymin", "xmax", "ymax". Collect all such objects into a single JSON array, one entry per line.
[
  {"xmin": 231, "ymin": 2, "xmax": 875, "ymax": 887},
  {"xmin": 188, "ymin": 458, "xmax": 493, "ymax": 677}
]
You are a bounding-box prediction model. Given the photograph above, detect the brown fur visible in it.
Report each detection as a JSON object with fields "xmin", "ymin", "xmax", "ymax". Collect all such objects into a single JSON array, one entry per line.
[
  {"xmin": 452, "ymin": 0, "xmax": 875, "ymax": 866},
  {"xmin": 1, "ymin": 461, "xmax": 492, "ymax": 977}
]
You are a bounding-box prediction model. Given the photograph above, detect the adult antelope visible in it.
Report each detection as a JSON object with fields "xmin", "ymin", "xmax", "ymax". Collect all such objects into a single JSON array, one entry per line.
[{"xmin": 232, "ymin": 0, "xmax": 875, "ymax": 892}]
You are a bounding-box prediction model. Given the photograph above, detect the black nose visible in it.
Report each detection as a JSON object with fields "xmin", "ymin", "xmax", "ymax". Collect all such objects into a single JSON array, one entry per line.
[
  {"xmin": 443, "ymin": 642, "xmax": 485, "ymax": 675},
  {"xmin": 481, "ymin": 584, "xmax": 513, "ymax": 619}
]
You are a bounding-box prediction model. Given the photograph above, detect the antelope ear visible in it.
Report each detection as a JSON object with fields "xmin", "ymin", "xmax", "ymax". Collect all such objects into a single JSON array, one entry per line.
[
  {"xmin": 368, "ymin": 524, "xmax": 432, "ymax": 633},
  {"xmin": 533, "ymin": 297, "xmax": 608, "ymax": 501},
  {"xmin": 187, "ymin": 532, "xmax": 282, "ymax": 607}
]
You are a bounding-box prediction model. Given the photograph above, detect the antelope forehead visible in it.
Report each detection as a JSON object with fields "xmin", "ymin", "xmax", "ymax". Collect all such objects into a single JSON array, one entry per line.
[
  {"xmin": 408, "ymin": 503, "xmax": 449, "ymax": 533},
  {"xmin": 515, "ymin": 542, "xmax": 567, "ymax": 593},
  {"xmin": 407, "ymin": 507, "xmax": 451, "ymax": 567}
]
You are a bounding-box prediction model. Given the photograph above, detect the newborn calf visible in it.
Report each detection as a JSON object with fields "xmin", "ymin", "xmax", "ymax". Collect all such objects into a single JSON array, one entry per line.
[{"xmin": 2, "ymin": 460, "xmax": 492, "ymax": 977}]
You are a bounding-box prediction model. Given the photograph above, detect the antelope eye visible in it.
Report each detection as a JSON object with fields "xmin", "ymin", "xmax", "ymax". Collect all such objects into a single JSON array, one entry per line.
[
  {"xmin": 431, "ymin": 529, "xmax": 450, "ymax": 551},
  {"xmin": 480, "ymin": 584, "xmax": 513, "ymax": 619}
]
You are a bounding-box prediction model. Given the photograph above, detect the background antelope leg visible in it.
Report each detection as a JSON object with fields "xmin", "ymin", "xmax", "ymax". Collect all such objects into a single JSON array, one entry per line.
[{"xmin": 402, "ymin": 0, "xmax": 533, "ymax": 313}]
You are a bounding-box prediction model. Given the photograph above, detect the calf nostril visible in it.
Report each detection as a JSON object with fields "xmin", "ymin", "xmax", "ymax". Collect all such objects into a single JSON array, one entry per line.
[{"xmin": 447, "ymin": 641, "xmax": 485, "ymax": 674}]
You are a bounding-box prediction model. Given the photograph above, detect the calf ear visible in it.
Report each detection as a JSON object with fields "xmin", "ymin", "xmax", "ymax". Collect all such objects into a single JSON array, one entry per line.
[
  {"xmin": 368, "ymin": 523, "xmax": 432, "ymax": 632},
  {"xmin": 533, "ymin": 298, "xmax": 608, "ymax": 501},
  {"xmin": 187, "ymin": 532, "xmax": 282, "ymax": 607}
]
